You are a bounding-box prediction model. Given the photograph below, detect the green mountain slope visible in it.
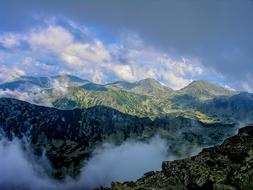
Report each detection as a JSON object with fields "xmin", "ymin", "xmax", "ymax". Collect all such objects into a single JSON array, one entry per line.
[
  {"xmin": 178, "ymin": 80, "xmax": 237, "ymax": 100},
  {"xmin": 107, "ymin": 78, "xmax": 173, "ymax": 96},
  {"xmin": 1, "ymin": 75, "xmax": 249, "ymax": 123}
]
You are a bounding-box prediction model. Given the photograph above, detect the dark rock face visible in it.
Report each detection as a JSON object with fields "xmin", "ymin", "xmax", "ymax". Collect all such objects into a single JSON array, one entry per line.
[{"xmin": 100, "ymin": 126, "xmax": 253, "ymax": 190}]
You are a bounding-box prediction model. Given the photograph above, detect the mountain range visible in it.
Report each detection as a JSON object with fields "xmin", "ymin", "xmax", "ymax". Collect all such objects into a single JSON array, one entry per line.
[
  {"xmin": 1, "ymin": 74, "xmax": 252, "ymax": 125},
  {"xmin": 0, "ymin": 75, "xmax": 253, "ymax": 189}
]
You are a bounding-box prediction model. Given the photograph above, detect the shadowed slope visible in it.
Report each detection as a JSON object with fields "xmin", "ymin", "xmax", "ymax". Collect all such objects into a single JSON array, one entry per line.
[{"xmin": 100, "ymin": 125, "xmax": 253, "ymax": 190}]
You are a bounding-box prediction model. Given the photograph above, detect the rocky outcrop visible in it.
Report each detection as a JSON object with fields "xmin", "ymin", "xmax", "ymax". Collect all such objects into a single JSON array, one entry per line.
[{"xmin": 100, "ymin": 125, "xmax": 253, "ymax": 190}]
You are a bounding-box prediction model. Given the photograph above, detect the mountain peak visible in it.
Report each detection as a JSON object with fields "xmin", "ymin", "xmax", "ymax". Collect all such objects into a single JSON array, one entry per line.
[
  {"xmin": 53, "ymin": 74, "xmax": 88, "ymax": 83},
  {"xmin": 136, "ymin": 78, "xmax": 161, "ymax": 86},
  {"xmin": 179, "ymin": 80, "xmax": 236, "ymax": 100},
  {"xmin": 106, "ymin": 78, "xmax": 173, "ymax": 96},
  {"xmin": 188, "ymin": 80, "xmax": 215, "ymax": 87},
  {"xmin": 132, "ymin": 78, "xmax": 173, "ymax": 95}
]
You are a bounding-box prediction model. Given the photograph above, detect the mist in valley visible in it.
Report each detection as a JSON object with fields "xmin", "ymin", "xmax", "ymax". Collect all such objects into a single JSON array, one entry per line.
[{"xmin": 0, "ymin": 136, "xmax": 176, "ymax": 190}]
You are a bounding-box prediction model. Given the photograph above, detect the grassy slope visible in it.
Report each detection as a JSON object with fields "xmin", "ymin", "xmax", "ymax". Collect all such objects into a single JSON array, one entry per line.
[{"xmin": 51, "ymin": 86, "xmax": 225, "ymax": 124}]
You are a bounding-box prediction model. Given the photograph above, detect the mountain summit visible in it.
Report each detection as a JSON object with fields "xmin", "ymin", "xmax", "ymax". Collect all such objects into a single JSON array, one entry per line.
[
  {"xmin": 131, "ymin": 78, "xmax": 173, "ymax": 96},
  {"xmin": 179, "ymin": 80, "xmax": 236, "ymax": 100},
  {"xmin": 108, "ymin": 78, "xmax": 173, "ymax": 96}
]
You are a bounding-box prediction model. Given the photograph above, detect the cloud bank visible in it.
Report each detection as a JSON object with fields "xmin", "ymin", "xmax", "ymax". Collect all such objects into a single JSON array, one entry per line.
[
  {"xmin": 0, "ymin": 136, "xmax": 172, "ymax": 190},
  {"xmin": 0, "ymin": 139, "xmax": 57, "ymax": 190},
  {"xmin": 1, "ymin": 1, "xmax": 253, "ymax": 91},
  {"xmin": 79, "ymin": 136, "xmax": 170, "ymax": 189},
  {"xmin": 0, "ymin": 17, "xmax": 213, "ymax": 90}
]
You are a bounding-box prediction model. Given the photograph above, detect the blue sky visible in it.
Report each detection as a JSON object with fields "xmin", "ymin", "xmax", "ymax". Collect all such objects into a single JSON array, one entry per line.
[{"xmin": 0, "ymin": 1, "xmax": 253, "ymax": 91}]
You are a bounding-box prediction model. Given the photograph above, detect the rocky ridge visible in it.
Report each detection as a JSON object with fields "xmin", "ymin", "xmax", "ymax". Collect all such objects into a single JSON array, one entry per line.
[{"xmin": 99, "ymin": 125, "xmax": 253, "ymax": 190}]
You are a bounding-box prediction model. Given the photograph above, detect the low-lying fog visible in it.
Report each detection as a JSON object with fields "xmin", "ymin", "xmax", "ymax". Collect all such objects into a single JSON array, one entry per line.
[{"xmin": 0, "ymin": 136, "xmax": 180, "ymax": 190}]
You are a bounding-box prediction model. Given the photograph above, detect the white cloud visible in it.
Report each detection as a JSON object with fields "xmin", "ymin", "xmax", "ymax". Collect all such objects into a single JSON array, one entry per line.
[
  {"xmin": 108, "ymin": 64, "xmax": 134, "ymax": 81},
  {"xmin": 0, "ymin": 139, "xmax": 57, "ymax": 190},
  {"xmin": 161, "ymin": 57, "xmax": 203, "ymax": 77},
  {"xmin": 223, "ymin": 84, "xmax": 236, "ymax": 91},
  {"xmin": 107, "ymin": 35, "xmax": 205, "ymax": 89},
  {"xmin": 0, "ymin": 65, "xmax": 26, "ymax": 83},
  {"xmin": 50, "ymin": 79, "xmax": 69, "ymax": 95},
  {"xmin": 0, "ymin": 136, "xmax": 178, "ymax": 190},
  {"xmin": 161, "ymin": 72, "xmax": 192, "ymax": 90},
  {"xmin": 79, "ymin": 135, "xmax": 169, "ymax": 189},
  {"xmin": 0, "ymin": 33, "xmax": 20, "ymax": 48},
  {"xmin": 90, "ymin": 69, "xmax": 106, "ymax": 84},
  {"xmin": 0, "ymin": 88, "xmax": 53, "ymax": 107},
  {"xmin": 0, "ymin": 19, "xmax": 214, "ymax": 89},
  {"xmin": 61, "ymin": 40, "xmax": 110, "ymax": 66},
  {"xmin": 29, "ymin": 25, "xmax": 74, "ymax": 53}
]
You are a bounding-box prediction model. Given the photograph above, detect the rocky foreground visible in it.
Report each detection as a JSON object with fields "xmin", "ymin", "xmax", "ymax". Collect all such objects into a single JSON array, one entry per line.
[{"xmin": 98, "ymin": 125, "xmax": 253, "ymax": 190}]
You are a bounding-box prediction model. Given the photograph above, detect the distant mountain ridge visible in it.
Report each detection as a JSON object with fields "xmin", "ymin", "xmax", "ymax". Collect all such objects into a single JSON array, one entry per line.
[
  {"xmin": 1, "ymin": 75, "xmax": 250, "ymax": 124},
  {"xmin": 0, "ymin": 75, "xmax": 232, "ymax": 95}
]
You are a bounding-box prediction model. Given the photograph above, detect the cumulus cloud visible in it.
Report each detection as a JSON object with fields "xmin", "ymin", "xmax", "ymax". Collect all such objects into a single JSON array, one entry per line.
[
  {"xmin": 108, "ymin": 35, "xmax": 205, "ymax": 89},
  {"xmin": 61, "ymin": 40, "xmax": 111, "ymax": 65},
  {"xmin": 162, "ymin": 72, "xmax": 192, "ymax": 90},
  {"xmin": 108, "ymin": 64, "xmax": 134, "ymax": 81},
  {"xmin": 29, "ymin": 25, "xmax": 74, "ymax": 53},
  {"xmin": 1, "ymin": 2, "xmax": 253, "ymax": 91}
]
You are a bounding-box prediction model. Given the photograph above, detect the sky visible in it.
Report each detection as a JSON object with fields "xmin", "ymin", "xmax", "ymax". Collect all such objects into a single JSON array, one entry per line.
[{"xmin": 0, "ymin": 0, "xmax": 253, "ymax": 91}]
